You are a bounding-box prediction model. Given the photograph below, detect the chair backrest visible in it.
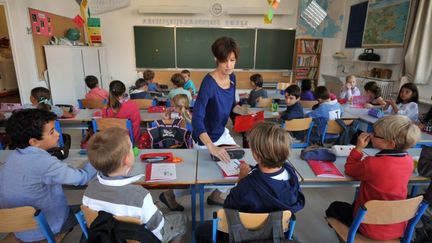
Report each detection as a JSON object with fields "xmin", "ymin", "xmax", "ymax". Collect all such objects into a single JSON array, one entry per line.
[
  {"xmin": 285, "ymin": 117, "xmax": 313, "ymax": 132},
  {"xmin": 326, "ymin": 119, "xmax": 354, "ymax": 134},
  {"xmin": 131, "ymin": 99, "xmax": 154, "ymax": 109},
  {"xmin": 92, "ymin": 118, "xmax": 134, "ymax": 143},
  {"xmin": 78, "ymin": 99, "xmax": 107, "ymax": 109},
  {"xmin": 0, "ymin": 206, "xmax": 55, "ymax": 243},
  {"xmin": 362, "ymin": 196, "xmax": 424, "ymax": 225},
  {"xmin": 80, "ymin": 205, "xmax": 141, "ymax": 228},
  {"xmin": 216, "ymin": 209, "xmax": 292, "ymax": 233},
  {"xmin": 299, "ymin": 100, "xmax": 318, "ymax": 108},
  {"xmin": 256, "ymin": 98, "xmax": 273, "ymax": 108}
]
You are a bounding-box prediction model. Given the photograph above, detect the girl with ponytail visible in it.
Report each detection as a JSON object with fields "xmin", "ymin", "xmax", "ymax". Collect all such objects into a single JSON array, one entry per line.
[
  {"xmin": 23, "ymin": 87, "xmax": 73, "ymax": 118},
  {"xmin": 102, "ymin": 80, "xmax": 141, "ymax": 143}
]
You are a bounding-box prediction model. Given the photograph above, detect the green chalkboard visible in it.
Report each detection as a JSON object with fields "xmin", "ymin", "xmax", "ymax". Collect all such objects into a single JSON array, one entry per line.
[
  {"xmin": 176, "ymin": 28, "xmax": 255, "ymax": 69},
  {"xmin": 134, "ymin": 26, "xmax": 175, "ymax": 68},
  {"xmin": 255, "ymin": 29, "xmax": 296, "ymax": 69}
]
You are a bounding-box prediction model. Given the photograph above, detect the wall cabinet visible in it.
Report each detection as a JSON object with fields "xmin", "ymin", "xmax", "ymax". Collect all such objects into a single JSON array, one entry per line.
[{"xmin": 44, "ymin": 46, "xmax": 109, "ymax": 106}]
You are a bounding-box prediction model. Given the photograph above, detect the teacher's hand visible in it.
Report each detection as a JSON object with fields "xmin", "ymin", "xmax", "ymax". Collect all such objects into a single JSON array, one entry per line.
[{"xmin": 208, "ymin": 143, "xmax": 231, "ymax": 163}]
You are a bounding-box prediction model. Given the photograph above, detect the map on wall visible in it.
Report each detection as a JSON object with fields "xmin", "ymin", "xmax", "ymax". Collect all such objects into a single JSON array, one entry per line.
[
  {"xmin": 362, "ymin": 0, "xmax": 410, "ymax": 47},
  {"xmin": 296, "ymin": 0, "xmax": 345, "ymax": 38}
]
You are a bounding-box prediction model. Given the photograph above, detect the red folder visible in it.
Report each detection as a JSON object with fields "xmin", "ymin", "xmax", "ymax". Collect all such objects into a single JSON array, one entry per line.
[
  {"xmin": 147, "ymin": 106, "xmax": 165, "ymax": 113},
  {"xmin": 307, "ymin": 160, "xmax": 344, "ymax": 178},
  {"xmin": 234, "ymin": 111, "xmax": 264, "ymax": 133}
]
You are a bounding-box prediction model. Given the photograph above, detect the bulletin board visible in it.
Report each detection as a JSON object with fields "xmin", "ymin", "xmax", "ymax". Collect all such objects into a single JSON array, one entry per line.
[{"xmin": 29, "ymin": 8, "xmax": 85, "ymax": 80}]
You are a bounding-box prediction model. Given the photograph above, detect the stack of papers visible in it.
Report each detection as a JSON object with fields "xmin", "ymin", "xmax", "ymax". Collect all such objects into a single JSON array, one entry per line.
[
  {"xmin": 216, "ymin": 159, "xmax": 245, "ymax": 179},
  {"xmin": 145, "ymin": 163, "xmax": 176, "ymax": 182}
]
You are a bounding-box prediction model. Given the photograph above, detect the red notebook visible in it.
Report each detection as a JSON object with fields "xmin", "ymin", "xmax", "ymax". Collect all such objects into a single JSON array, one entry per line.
[
  {"xmin": 216, "ymin": 160, "xmax": 247, "ymax": 179},
  {"xmin": 234, "ymin": 111, "xmax": 264, "ymax": 133},
  {"xmin": 145, "ymin": 163, "xmax": 176, "ymax": 182},
  {"xmin": 307, "ymin": 160, "xmax": 344, "ymax": 178}
]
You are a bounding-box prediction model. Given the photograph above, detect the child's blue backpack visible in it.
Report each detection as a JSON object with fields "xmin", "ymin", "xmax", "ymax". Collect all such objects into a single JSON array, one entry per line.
[{"xmin": 146, "ymin": 119, "xmax": 191, "ymax": 149}]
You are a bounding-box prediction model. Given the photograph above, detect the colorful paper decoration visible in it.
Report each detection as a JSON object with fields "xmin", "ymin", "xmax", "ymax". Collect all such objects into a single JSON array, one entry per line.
[
  {"xmin": 87, "ymin": 17, "xmax": 102, "ymax": 44},
  {"xmin": 264, "ymin": 14, "xmax": 273, "ymax": 24},
  {"xmin": 29, "ymin": 9, "xmax": 53, "ymax": 36},
  {"xmin": 301, "ymin": 0, "xmax": 327, "ymax": 29},
  {"xmin": 73, "ymin": 15, "xmax": 85, "ymax": 28}
]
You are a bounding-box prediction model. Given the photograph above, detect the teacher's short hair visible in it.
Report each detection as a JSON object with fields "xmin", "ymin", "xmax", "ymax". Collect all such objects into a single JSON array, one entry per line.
[{"xmin": 211, "ymin": 36, "xmax": 239, "ymax": 64}]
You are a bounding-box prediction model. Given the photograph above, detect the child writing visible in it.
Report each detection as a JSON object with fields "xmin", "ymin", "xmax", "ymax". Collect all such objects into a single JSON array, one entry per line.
[
  {"xmin": 300, "ymin": 79, "xmax": 315, "ymax": 101},
  {"xmin": 84, "ymin": 75, "xmax": 109, "ymax": 101},
  {"xmin": 143, "ymin": 69, "xmax": 159, "ymax": 92},
  {"xmin": 83, "ymin": 127, "xmax": 187, "ymax": 243},
  {"xmin": 308, "ymin": 86, "xmax": 344, "ymax": 120},
  {"xmin": 340, "ymin": 75, "xmax": 361, "ymax": 101},
  {"xmin": 129, "ymin": 78, "xmax": 153, "ymax": 100},
  {"xmin": 167, "ymin": 73, "xmax": 192, "ymax": 101},
  {"xmin": 22, "ymin": 87, "xmax": 73, "ymax": 118},
  {"xmin": 103, "ymin": 80, "xmax": 141, "ymax": 143},
  {"xmin": 181, "ymin": 69, "xmax": 197, "ymax": 96},
  {"xmin": 195, "ymin": 122, "xmax": 305, "ymax": 242},
  {"xmin": 326, "ymin": 115, "xmax": 420, "ymax": 240},
  {"xmin": 363, "ymin": 81, "xmax": 386, "ymax": 108},
  {"xmin": 384, "ymin": 83, "xmax": 419, "ymax": 122},
  {"xmin": 0, "ymin": 109, "xmax": 96, "ymax": 242},
  {"xmin": 247, "ymin": 73, "xmax": 268, "ymax": 107}
]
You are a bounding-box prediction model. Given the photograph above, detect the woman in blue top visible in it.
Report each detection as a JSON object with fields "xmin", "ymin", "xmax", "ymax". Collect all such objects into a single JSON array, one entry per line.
[{"xmin": 192, "ymin": 36, "xmax": 241, "ymax": 205}]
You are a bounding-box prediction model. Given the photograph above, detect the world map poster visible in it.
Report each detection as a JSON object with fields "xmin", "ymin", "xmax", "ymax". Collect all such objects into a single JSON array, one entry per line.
[{"xmin": 362, "ymin": 0, "xmax": 410, "ymax": 47}]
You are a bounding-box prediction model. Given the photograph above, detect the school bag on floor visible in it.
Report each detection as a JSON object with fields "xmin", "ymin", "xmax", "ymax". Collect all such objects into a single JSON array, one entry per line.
[{"xmin": 138, "ymin": 118, "xmax": 191, "ymax": 149}]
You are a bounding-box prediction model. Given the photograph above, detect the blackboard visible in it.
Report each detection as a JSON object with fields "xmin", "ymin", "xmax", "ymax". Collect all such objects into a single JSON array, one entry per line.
[
  {"xmin": 255, "ymin": 29, "xmax": 296, "ymax": 69},
  {"xmin": 134, "ymin": 26, "xmax": 295, "ymax": 70},
  {"xmin": 176, "ymin": 27, "xmax": 255, "ymax": 69},
  {"xmin": 134, "ymin": 26, "xmax": 175, "ymax": 68}
]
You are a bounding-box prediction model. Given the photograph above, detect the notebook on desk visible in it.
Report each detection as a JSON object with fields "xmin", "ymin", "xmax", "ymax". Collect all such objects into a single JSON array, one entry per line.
[{"xmin": 307, "ymin": 160, "xmax": 344, "ymax": 178}]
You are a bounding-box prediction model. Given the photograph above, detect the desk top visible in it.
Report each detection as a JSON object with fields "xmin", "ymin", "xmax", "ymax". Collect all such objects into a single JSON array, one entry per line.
[
  {"xmin": 59, "ymin": 109, "xmax": 165, "ymax": 123},
  {"xmin": 196, "ymin": 149, "xmax": 257, "ymax": 184}
]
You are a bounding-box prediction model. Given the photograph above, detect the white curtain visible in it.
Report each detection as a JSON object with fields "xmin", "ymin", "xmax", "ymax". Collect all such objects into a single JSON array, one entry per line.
[{"xmin": 404, "ymin": 0, "xmax": 432, "ymax": 85}]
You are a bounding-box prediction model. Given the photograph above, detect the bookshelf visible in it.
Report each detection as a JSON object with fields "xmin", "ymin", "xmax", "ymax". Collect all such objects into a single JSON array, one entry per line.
[{"xmin": 294, "ymin": 38, "xmax": 322, "ymax": 87}]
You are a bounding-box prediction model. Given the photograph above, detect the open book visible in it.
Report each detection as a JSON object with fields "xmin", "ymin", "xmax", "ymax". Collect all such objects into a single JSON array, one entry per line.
[
  {"xmin": 145, "ymin": 163, "xmax": 176, "ymax": 182},
  {"xmin": 307, "ymin": 160, "xmax": 344, "ymax": 178},
  {"xmin": 216, "ymin": 159, "xmax": 247, "ymax": 179}
]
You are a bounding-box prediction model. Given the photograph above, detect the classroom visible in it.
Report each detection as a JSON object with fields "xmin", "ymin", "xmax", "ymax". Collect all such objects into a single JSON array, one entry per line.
[{"xmin": 0, "ymin": 0, "xmax": 432, "ymax": 242}]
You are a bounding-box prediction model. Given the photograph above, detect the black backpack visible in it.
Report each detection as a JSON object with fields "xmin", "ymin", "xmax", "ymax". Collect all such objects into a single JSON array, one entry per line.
[
  {"xmin": 47, "ymin": 133, "xmax": 71, "ymax": 160},
  {"xmin": 86, "ymin": 211, "xmax": 161, "ymax": 243},
  {"xmin": 148, "ymin": 119, "xmax": 191, "ymax": 149},
  {"xmin": 334, "ymin": 119, "xmax": 359, "ymax": 145}
]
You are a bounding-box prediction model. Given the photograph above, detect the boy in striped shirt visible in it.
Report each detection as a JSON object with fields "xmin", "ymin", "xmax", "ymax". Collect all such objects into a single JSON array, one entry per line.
[{"xmin": 83, "ymin": 127, "xmax": 187, "ymax": 243}]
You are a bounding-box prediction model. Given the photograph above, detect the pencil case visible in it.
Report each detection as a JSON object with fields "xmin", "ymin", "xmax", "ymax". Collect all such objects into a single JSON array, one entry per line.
[
  {"xmin": 368, "ymin": 108, "xmax": 384, "ymax": 118},
  {"xmin": 210, "ymin": 148, "xmax": 245, "ymax": 161},
  {"xmin": 140, "ymin": 152, "xmax": 173, "ymax": 163}
]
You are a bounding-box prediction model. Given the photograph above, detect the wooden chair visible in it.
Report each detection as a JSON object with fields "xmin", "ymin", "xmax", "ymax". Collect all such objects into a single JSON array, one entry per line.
[
  {"xmin": 77, "ymin": 99, "xmax": 107, "ymax": 109},
  {"xmin": 92, "ymin": 118, "xmax": 134, "ymax": 143},
  {"xmin": 131, "ymin": 99, "xmax": 155, "ymax": 109},
  {"xmin": 321, "ymin": 119, "xmax": 357, "ymax": 145},
  {"xmin": 75, "ymin": 205, "xmax": 141, "ymax": 242},
  {"xmin": 0, "ymin": 206, "xmax": 62, "ymax": 243},
  {"xmin": 256, "ymin": 98, "xmax": 273, "ymax": 108},
  {"xmin": 326, "ymin": 195, "xmax": 428, "ymax": 243},
  {"xmin": 284, "ymin": 117, "xmax": 314, "ymax": 148},
  {"xmin": 211, "ymin": 209, "xmax": 295, "ymax": 242},
  {"xmin": 299, "ymin": 100, "xmax": 318, "ymax": 108}
]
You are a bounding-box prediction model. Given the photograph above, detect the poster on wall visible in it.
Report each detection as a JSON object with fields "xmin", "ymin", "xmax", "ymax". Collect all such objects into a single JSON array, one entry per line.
[
  {"xmin": 87, "ymin": 17, "xmax": 102, "ymax": 45},
  {"xmin": 29, "ymin": 9, "xmax": 53, "ymax": 36},
  {"xmin": 362, "ymin": 0, "xmax": 410, "ymax": 47}
]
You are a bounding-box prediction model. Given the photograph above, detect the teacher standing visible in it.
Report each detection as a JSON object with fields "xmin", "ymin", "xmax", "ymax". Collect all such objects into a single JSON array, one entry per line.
[{"xmin": 192, "ymin": 36, "xmax": 240, "ymax": 205}]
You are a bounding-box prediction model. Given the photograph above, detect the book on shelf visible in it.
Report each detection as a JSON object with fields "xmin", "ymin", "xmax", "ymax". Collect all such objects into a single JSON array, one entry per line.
[
  {"xmin": 297, "ymin": 39, "xmax": 321, "ymax": 54},
  {"xmin": 307, "ymin": 160, "xmax": 344, "ymax": 178},
  {"xmin": 145, "ymin": 163, "xmax": 176, "ymax": 182},
  {"xmin": 216, "ymin": 159, "xmax": 247, "ymax": 179}
]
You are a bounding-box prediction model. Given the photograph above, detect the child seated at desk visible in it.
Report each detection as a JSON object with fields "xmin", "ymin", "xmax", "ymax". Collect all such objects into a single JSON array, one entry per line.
[
  {"xmin": 168, "ymin": 73, "xmax": 192, "ymax": 102},
  {"xmin": 143, "ymin": 69, "xmax": 159, "ymax": 92},
  {"xmin": 195, "ymin": 122, "xmax": 305, "ymax": 242},
  {"xmin": 181, "ymin": 69, "xmax": 197, "ymax": 96},
  {"xmin": 279, "ymin": 85, "xmax": 304, "ymax": 140},
  {"xmin": 384, "ymin": 83, "xmax": 419, "ymax": 122},
  {"xmin": 247, "ymin": 73, "xmax": 268, "ymax": 107},
  {"xmin": 300, "ymin": 79, "xmax": 315, "ymax": 101},
  {"xmin": 22, "ymin": 87, "xmax": 73, "ymax": 118},
  {"xmin": 308, "ymin": 86, "xmax": 344, "ymax": 120},
  {"xmin": 340, "ymin": 75, "xmax": 361, "ymax": 101},
  {"xmin": 129, "ymin": 78, "xmax": 153, "ymax": 100},
  {"xmin": 103, "ymin": 80, "xmax": 141, "ymax": 143},
  {"xmin": 83, "ymin": 127, "xmax": 187, "ymax": 243},
  {"xmin": 326, "ymin": 115, "xmax": 420, "ymax": 241},
  {"xmin": 363, "ymin": 81, "xmax": 386, "ymax": 108},
  {"xmin": 0, "ymin": 109, "xmax": 96, "ymax": 242},
  {"xmin": 84, "ymin": 75, "xmax": 109, "ymax": 101},
  {"xmin": 419, "ymin": 106, "xmax": 432, "ymax": 133}
]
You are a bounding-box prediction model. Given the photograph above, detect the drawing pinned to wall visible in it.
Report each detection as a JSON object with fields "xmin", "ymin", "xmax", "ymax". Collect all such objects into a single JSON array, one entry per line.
[
  {"xmin": 29, "ymin": 9, "xmax": 53, "ymax": 36},
  {"xmin": 297, "ymin": 0, "xmax": 344, "ymax": 38},
  {"xmin": 362, "ymin": 0, "xmax": 410, "ymax": 47}
]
